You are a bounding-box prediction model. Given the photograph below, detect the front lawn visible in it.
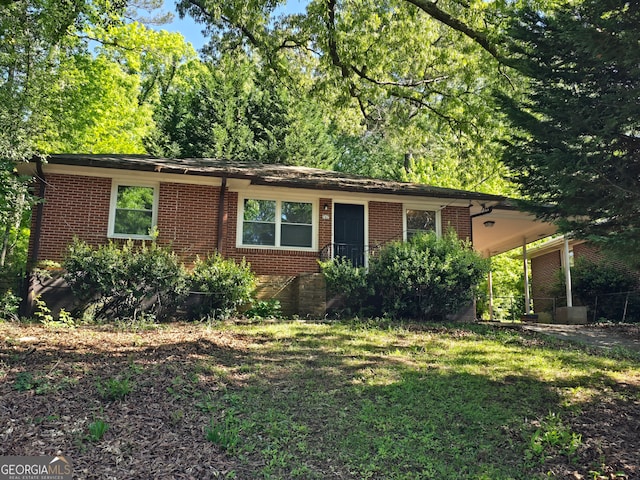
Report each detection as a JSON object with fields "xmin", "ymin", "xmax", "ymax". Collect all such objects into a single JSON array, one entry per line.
[{"xmin": 1, "ymin": 320, "xmax": 638, "ymax": 479}]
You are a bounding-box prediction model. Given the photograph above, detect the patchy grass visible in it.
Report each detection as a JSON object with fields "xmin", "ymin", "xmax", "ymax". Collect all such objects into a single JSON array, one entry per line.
[{"xmin": 0, "ymin": 320, "xmax": 638, "ymax": 479}]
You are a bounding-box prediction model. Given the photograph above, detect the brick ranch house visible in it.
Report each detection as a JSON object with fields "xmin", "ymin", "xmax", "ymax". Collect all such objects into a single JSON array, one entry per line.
[{"xmin": 20, "ymin": 154, "xmax": 556, "ymax": 318}]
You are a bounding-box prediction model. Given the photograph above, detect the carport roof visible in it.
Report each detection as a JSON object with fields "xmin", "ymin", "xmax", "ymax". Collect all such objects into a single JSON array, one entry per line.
[{"xmin": 470, "ymin": 203, "xmax": 557, "ymax": 256}]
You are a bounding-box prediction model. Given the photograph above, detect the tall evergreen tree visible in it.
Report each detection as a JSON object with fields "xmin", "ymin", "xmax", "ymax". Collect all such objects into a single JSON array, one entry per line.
[
  {"xmin": 500, "ymin": 0, "xmax": 640, "ymax": 261},
  {"xmin": 146, "ymin": 52, "xmax": 339, "ymax": 166}
]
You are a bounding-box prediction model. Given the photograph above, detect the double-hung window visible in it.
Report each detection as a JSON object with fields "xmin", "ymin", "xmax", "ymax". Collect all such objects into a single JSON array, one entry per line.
[
  {"xmin": 241, "ymin": 198, "xmax": 314, "ymax": 249},
  {"xmin": 109, "ymin": 182, "xmax": 158, "ymax": 239},
  {"xmin": 405, "ymin": 208, "xmax": 439, "ymax": 240}
]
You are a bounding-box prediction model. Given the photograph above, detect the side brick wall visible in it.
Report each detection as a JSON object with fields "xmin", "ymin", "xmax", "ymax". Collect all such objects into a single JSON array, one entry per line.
[{"xmin": 531, "ymin": 250, "xmax": 562, "ymax": 312}]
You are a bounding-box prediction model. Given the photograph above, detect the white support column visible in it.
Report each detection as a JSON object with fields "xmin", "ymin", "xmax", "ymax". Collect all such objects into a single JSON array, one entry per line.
[
  {"xmin": 488, "ymin": 268, "xmax": 494, "ymax": 321},
  {"xmin": 523, "ymin": 240, "xmax": 531, "ymax": 315},
  {"xmin": 563, "ymin": 237, "xmax": 573, "ymax": 307}
]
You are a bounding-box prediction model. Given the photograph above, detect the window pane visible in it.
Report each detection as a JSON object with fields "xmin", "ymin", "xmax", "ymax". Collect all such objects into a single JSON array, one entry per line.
[
  {"xmin": 115, "ymin": 210, "xmax": 153, "ymax": 235},
  {"xmin": 244, "ymin": 199, "xmax": 275, "ymax": 222},
  {"xmin": 281, "ymin": 202, "xmax": 312, "ymax": 224},
  {"xmin": 243, "ymin": 222, "xmax": 275, "ymax": 245},
  {"xmin": 407, "ymin": 210, "xmax": 435, "ymax": 232},
  {"xmin": 281, "ymin": 224, "xmax": 312, "ymax": 247},
  {"xmin": 117, "ymin": 186, "xmax": 154, "ymax": 210}
]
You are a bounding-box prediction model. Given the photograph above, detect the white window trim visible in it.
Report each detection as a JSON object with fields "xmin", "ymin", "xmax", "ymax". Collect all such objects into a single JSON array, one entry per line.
[
  {"xmin": 237, "ymin": 195, "xmax": 318, "ymax": 251},
  {"xmin": 402, "ymin": 204, "xmax": 442, "ymax": 241},
  {"xmin": 108, "ymin": 180, "xmax": 159, "ymax": 240}
]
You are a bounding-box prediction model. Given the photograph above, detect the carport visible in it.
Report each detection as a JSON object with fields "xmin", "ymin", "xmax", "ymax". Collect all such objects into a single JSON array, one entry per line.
[{"xmin": 469, "ymin": 201, "xmax": 558, "ymax": 320}]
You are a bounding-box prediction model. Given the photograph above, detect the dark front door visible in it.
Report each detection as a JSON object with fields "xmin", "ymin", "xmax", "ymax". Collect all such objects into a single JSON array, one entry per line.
[{"xmin": 334, "ymin": 203, "xmax": 365, "ymax": 267}]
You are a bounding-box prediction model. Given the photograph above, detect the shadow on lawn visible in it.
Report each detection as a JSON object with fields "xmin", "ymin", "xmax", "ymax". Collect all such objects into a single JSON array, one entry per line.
[{"xmin": 0, "ymin": 322, "xmax": 638, "ymax": 479}]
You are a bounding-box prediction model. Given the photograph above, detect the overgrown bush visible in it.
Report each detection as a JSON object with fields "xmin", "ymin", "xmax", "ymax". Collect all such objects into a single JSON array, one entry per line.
[
  {"xmin": 368, "ymin": 231, "xmax": 489, "ymax": 320},
  {"xmin": 63, "ymin": 239, "xmax": 187, "ymax": 321},
  {"xmin": 571, "ymin": 257, "xmax": 638, "ymax": 299},
  {"xmin": 188, "ymin": 254, "xmax": 255, "ymax": 320},
  {"xmin": 320, "ymin": 231, "xmax": 489, "ymax": 320},
  {"xmin": 319, "ymin": 256, "xmax": 371, "ymax": 315},
  {"xmin": 565, "ymin": 257, "xmax": 639, "ymax": 322}
]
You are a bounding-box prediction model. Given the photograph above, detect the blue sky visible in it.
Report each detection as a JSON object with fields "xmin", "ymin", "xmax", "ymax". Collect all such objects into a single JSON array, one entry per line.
[{"xmin": 158, "ymin": 1, "xmax": 308, "ymax": 52}]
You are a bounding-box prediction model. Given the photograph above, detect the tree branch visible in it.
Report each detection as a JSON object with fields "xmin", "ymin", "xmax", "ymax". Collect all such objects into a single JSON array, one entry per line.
[
  {"xmin": 325, "ymin": 0, "xmax": 350, "ymax": 78},
  {"xmin": 350, "ymin": 66, "xmax": 448, "ymax": 88},
  {"xmin": 404, "ymin": 0, "xmax": 501, "ymax": 61}
]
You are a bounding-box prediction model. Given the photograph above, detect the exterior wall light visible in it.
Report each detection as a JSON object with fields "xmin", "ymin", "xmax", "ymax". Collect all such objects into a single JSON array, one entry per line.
[{"xmin": 483, "ymin": 220, "xmax": 496, "ymax": 228}]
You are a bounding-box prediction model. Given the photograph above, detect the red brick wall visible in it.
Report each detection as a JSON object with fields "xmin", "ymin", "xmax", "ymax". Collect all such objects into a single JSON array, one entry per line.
[
  {"xmin": 157, "ymin": 182, "xmax": 218, "ymax": 263},
  {"xmin": 572, "ymin": 242, "xmax": 639, "ymax": 285},
  {"xmin": 30, "ymin": 174, "xmax": 224, "ymax": 264},
  {"xmin": 368, "ymin": 201, "xmax": 403, "ymax": 245},
  {"xmin": 531, "ymin": 250, "xmax": 562, "ymax": 311},
  {"xmin": 573, "ymin": 243, "xmax": 603, "ymax": 264},
  {"xmin": 29, "ymin": 174, "xmax": 475, "ymax": 278},
  {"xmin": 318, "ymin": 197, "xmax": 332, "ymax": 252},
  {"xmin": 442, "ymin": 206, "xmax": 471, "ymax": 240},
  {"xmin": 31, "ymin": 174, "xmax": 111, "ymax": 262},
  {"xmin": 229, "ymin": 248, "xmax": 321, "ymax": 275}
]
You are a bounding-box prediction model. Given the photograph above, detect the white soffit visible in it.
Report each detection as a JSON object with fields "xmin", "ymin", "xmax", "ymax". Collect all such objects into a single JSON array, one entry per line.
[{"xmin": 471, "ymin": 207, "xmax": 557, "ymax": 257}]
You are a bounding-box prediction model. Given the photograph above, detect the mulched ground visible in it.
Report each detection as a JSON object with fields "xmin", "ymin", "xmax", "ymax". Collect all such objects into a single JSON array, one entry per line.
[
  {"xmin": 1, "ymin": 322, "xmax": 639, "ymax": 479},
  {"xmin": 0, "ymin": 324, "xmax": 245, "ymax": 479}
]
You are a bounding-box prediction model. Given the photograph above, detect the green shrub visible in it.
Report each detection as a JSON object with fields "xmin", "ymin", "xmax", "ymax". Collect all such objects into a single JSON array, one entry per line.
[
  {"xmin": 188, "ymin": 254, "xmax": 255, "ymax": 320},
  {"xmin": 556, "ymin": 257, "xmax": 640, "ymax": 322},
  {"xmin": 63, "ymin": 239, "xmax": 187, "ymax": 321},
  {"xmin": 245, "ymin": 299, "xmax": 282, "ymax": 319},
  {"xmin": 571, "ymin": 257, "xmax": 637, "ymax": 299},
  {"xmin": 0, "ymin": 290, "xmax": 20, "ymax": 321},
  {"xmin": 368, "ymin": 231, "xmax": 490, "ymax": 320},
  {"xmin": 319, "ymin": 256, "xmax": 371, "ymax": 315}
]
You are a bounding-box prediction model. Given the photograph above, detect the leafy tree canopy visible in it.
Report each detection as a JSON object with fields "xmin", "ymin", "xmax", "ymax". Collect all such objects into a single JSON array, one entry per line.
[
  {"xmin": 175, "ymin": 0, "xmax": 545, "ymax": 193},
  {"xmin": 500, "ymin": 0, "xmax": 640, "ymax": 261}
]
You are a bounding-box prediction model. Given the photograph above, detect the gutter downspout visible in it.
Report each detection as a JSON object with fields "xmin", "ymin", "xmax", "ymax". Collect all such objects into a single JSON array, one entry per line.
[
  {"xmin": 22, "ymin": 158, "xmax": 46, "ymax": 316},
  {"xmin": 216, "ymin": 177, "xmax": 227, "ymax": 254}
]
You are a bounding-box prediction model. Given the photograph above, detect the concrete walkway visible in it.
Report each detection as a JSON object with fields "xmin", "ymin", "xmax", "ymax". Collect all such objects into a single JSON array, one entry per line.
[{"xmin": 520, "ymin": 323, "xmax": 640, "ymax": 353}]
